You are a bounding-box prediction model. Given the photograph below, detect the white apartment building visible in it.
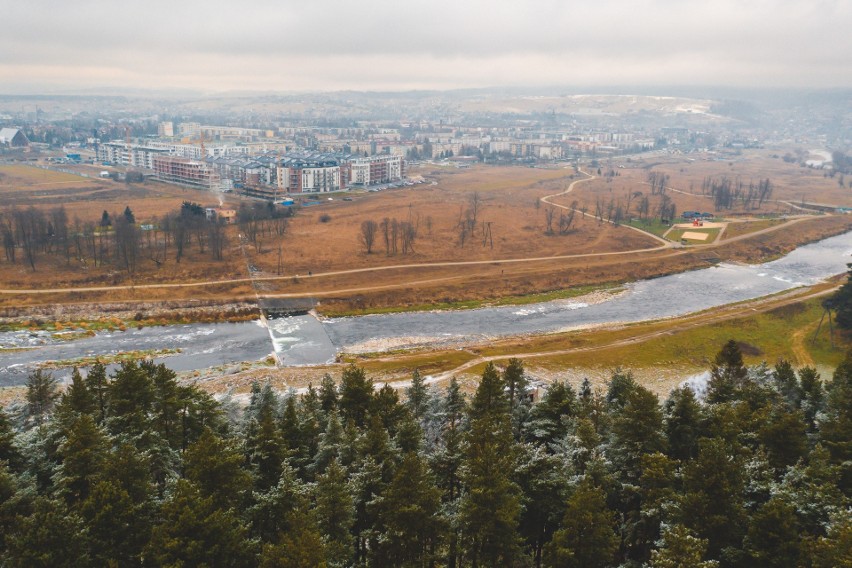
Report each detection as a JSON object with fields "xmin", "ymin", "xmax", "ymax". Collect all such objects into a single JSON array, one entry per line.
[{"xmin": 349, "ymin": 154, "xmax": 403, "ymax": 185}]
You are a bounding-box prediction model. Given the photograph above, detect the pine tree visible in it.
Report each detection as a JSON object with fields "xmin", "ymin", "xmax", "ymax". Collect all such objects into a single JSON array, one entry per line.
[
  {"xmin": 515, "ymin": 444, "xmax": 570, "ymax": 567},
  {"xmin": 24, "ymin": 369, "xmax": 59, "ymax": 427},
  {"xmin": 0, "ymin": 406, "xmax": 21, "ymax": 471},
  {"xmin": 820, "ymin": 351, "xmax": 852, "ymax": 494},
  {"xmin": 148, "ymin": 361, "xmax": 183, "ymax": 449},
  {"xmin": 339, "ymin": 365, "xmax": 373, "ymax": 428},
  {"xmin": 610, "ymin": 382, "xmax": 666, "ymax": 482},
  {"xmin": 245, "ymin": 399, "xmax": 287, "ymax": 492},
  {"xmin": 297, "ymin": 384, "xmax": 324, "ymax": 474},
  {"xmin": 315, "ymin": 459, "xmax": 354, "ymax": 568},
  {"xmin": 371, "ymin": 451, "xmax": 444, "ymax": 567},
  {"xmin": 54, "ymin": 413, "xmax": 107, "ymax": 506},
  {"xmin": 545, "ymin": 479, "xmax": 619, "ymax": 568},
  {"xmin": 803, "ymin": 511, "xmax": 852, "ymax": 568},
  {"xmin": 772, "ymin": 359, "xmax": 802, "ymax": 408},
  {"xmin": 606, "ymin": 368, "xmax": 637, "ymax": 410},
  {"xmin": 679, "ymin": 438, "xmax": 747, "ymax": 559},
  {"xmin": 635, "ymin": 452, "xmax": 679, "ymax": 563},
  {"xmin": 663, "ymin": 386, "xmax": 703, "ymax": 462},
  {"xmin": 827, "ymin": 263, "xmax": 852, "ymax": 329},
  {"xmin": 756, "ymin": 406, "xmax": 808, "ymax": 471},
  {"xmin": 145, "ymin": 479, "xmax": 254, "ymax": 567},
  {"xmin": 319, "ymin": 373, "xmax": 339, "ymax": 414},
  {"xmin": 742, "ymin": 498, "xmax": 801, "ymax": 567},
  {"xmin": 706, "ymin": 340, "xmax": 748, "ymax": 404},
  {"xmin": 248, "ymin": 463, "xmax": 310, "ymax": 544},
  {"xmin": 798, "ymin": 366, "xmax": 825, "ymax": 432},
  {"xmin": 56, "ymin": 367, "xmax": 95, "ymax": 418},
  {"xmin": 459, "ymin": 363, "xmax": 522, "ymax": 566},
  {"xmin": 775, "ymin": 444, "xmax": 845, "ymax": 536},
  {"xmin": 313, "ymin": 409, "xmax": 344, "ymax": 476},
  {"xmin": 81, "ymin": 479, "xmax": 150, "ymax": 566},
  {"xmin": 503, "ymin": 358, "xmax": 528, "ymax": 410},
  {"xmin": 351, "ymin": 454, "xmax": 387, "ymax": 565},
  {"xmin": 429, "ymin": 378, "xmax": 467, "ymax": 567},
  {"xmin": 4, "ymin": 497, "xmax": 91, "ymax": 567},
  {"xmin": 649, "ymin": 523, "xmax": 718, "ymax": 568},
  {"xmin": 279, "ymin": 395, "xmax": 303, "ymax": 458},
  {"xmin": 106, "ymin": 360, "xmax": 155, "ymax": 438},
  {"xmin": 0, "ymin": 463, "xmax": 31, "ymax": 556},
  {"xmin": 406, "ymin": 368, "xmax": 429, "ymax": 421},
  {"xmin": 528, "ymin": 379, "xmax": 576, "ymax": 446},
  {"xmin": 372, "ymin": 383, "xmax": 406, "ymax": 436},
  {"xmin": 259, "ymin": 504, "xmax": 327, "ymax": 568},
  {"xmin": 184, "ymin": 427, "xmax": 251, "ymax": 511},
  {"xmin": 84, "ymin": 361, "xmax": 109, "ymax": 425}
]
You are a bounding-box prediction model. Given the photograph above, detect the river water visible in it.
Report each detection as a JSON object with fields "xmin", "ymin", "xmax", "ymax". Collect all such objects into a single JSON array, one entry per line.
[{"xmin": 2, "ymin": 230, "xmax": 852, "ymax": 385}]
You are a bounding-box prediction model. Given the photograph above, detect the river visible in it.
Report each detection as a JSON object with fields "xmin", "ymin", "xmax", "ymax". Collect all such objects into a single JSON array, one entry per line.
[{"xmin": 2, "ymin": 229, "xmax": 852, "ymax": 384}]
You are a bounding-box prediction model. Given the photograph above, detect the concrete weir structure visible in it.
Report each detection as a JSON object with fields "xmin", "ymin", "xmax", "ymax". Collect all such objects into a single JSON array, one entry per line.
[{"xmin": 258, "ymin": 298, "xmax": 318, "ymax": 317}]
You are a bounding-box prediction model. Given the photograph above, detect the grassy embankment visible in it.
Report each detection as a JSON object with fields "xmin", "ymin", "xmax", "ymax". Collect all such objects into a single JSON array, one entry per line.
[
  {"xmin": 624, "ymin": 218, "xmax": 672, "ymax": 238},
  {"xmin": 344, "ymin": 281, "xmax": 849, "ymax": 395}
]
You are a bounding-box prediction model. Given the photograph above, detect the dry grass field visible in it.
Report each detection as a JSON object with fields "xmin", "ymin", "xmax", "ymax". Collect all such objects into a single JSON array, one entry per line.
[
  {"xmin": 0, "ymin": 165, "xmax": 200, "ymax": 220},
  {"xmin": 250, "ymin": 165, "xmax": 656, "ymax": 276},
  {"xmin": 588, "ymin": 148, "xmax": 852, "ymax": 216},
  {"xmin": 1, "ymin": 150, "xmax": 852, "ymax": 315}
]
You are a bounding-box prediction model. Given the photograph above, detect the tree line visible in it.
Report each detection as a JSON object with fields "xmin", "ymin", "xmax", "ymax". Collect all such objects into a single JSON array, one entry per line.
[
  {"xmin": 700, "ymin": 176, "xmax": 774, "ymax": 211},
  {"xmin": 0, "ymin": 201, "xmax": 294, "ymax": 274},
  {"xmin": 0, "ymin": 340, "xmax": 849, "ymax": 567}
]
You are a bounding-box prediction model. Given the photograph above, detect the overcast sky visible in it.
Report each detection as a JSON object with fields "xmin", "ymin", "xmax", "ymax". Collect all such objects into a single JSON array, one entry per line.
[{"xmin": 1, "ymin": 0, "xmax": 850, "ymax": 94}]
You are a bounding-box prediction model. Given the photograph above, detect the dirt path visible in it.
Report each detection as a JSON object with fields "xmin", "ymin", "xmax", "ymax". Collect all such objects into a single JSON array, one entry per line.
[
  {"xmin": 791, "ymin": 323, "xmax": 816, "ymax": 366},
  {"xmin": 541, "ymin": 171, "xmax": 672, "ymax": 247},
  {"xmin": 0, "ymin": 175, "xmax": 838, "ymax": 299}
]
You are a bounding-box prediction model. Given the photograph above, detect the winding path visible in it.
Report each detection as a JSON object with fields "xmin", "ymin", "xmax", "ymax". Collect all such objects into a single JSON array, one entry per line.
[{"xmin": 0, "ymin": 173, "xmax": 833, "ymax": 297}]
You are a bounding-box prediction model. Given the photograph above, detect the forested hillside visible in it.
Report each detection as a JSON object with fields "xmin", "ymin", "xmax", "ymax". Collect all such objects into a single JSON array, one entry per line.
[{"xmin": 0, "ymin": 340, "xmax": 850, "ymax": 567}]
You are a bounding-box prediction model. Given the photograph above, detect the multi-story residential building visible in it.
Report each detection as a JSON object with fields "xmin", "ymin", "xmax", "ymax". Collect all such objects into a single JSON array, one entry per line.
[
  {"xmin": 152, "ymin": 155, "xmax": 219, "ymax": 190},
  {"xmin": 277, "ymin": 155, "xmax": 342, "ymax": 193},
  {"xmin": 157, "ymin": 121, "xmax": 174, "ymax": 137},
  {"xmin": 99, "ymin": 141, "xmax": 251, "ymax": 166},
  {"xmin": 349, "ymin": 154, "xmax": 403, "ymax": 185},
  {"xmin": 177, "ymin": 122, "xmax": 202, "ymax": 138},
  {"xmin": 98, "ymin": 142, "xmax": 170, "ymax": 169}
]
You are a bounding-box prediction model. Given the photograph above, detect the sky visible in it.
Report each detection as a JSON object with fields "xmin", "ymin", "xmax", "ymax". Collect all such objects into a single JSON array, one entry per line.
[{"xmin": 1, "ymin": 0, "xmax": 850, "ymax": 94}]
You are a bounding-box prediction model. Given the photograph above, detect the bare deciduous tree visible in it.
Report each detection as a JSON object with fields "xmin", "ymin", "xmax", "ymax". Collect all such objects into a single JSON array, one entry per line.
[
  {"xmin": 360, "ymin": 220, "xmax": 378, "ymax": 254},
  {"xmin": 544, "ymin": 206, "xmax": 556, "ymax": 235}
]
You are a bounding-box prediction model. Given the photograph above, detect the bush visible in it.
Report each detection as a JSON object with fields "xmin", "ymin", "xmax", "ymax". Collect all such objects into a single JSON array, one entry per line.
[{"xmin": 319, "ymin": 214, "xmax": 332, "ymax": 223}]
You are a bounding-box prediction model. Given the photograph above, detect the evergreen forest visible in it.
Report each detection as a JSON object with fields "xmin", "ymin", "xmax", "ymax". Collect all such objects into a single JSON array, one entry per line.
[{"xmin": 0, "ymin": 340, "xmax": 850, "ymax": 567}]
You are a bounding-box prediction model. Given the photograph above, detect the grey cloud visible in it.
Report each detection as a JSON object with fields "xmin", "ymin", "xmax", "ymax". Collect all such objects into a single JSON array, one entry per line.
[{"xmin": 1, "ymin": 0, "xmax": 850, "ymax": 91}]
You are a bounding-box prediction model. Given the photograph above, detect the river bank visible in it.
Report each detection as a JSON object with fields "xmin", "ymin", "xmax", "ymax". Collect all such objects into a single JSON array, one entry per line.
[{"xmin": 3, "ymin": 227, "xmax": 852, "ymax": 395}]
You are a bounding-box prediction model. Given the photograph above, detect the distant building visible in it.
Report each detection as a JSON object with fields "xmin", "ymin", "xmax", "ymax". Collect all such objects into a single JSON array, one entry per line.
[
  {"xmin": 98, "ymin": 142, "xmax": 169, "ymax": 168},
  {"xmin": 277, "ymin": 155, "xmax": 342, "ymax": 193},
  {"xmin": 205, "ymin": 207, "xmax": 237, "ymax": 223},
  {"xmin": 348, "ymin": 154, "xmax": 403, "ymax": 185},
  {"xmin": 177, "ymin": 122, "xmax": 202, "ymax": 138},
  {"xmin": 152, "ymin": 155, "xmax": 219, "ymax": 190},
  {"xmin": 0, "ymin": 128, "xmax": 29, "ymax": 147},
  {"xmin": 158, "ymin": 121, "xmax": 174, "ymax": 137}
]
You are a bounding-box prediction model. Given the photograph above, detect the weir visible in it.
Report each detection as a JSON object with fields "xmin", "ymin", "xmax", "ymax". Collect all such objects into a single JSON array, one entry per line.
[{"xmin": 258, "ymin": 298, "xmax": 318, "ymax": 317}]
